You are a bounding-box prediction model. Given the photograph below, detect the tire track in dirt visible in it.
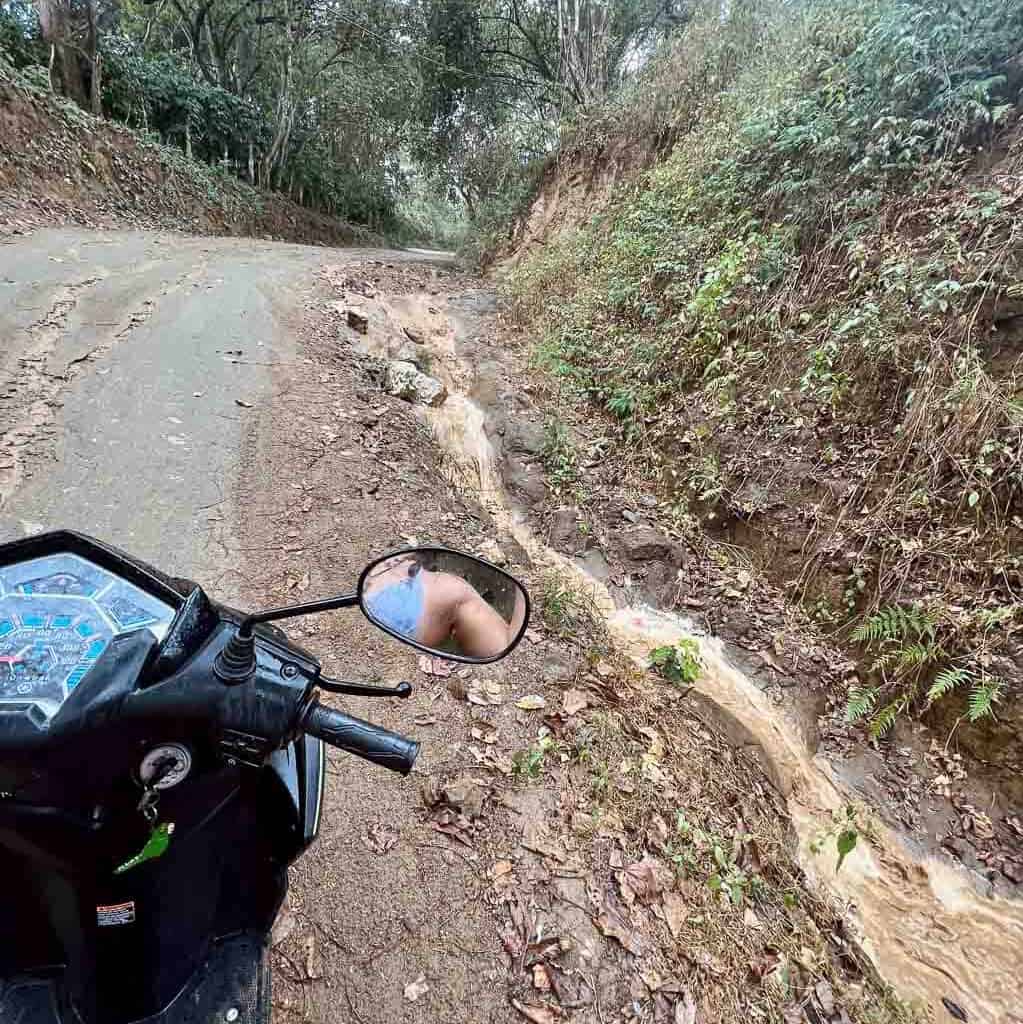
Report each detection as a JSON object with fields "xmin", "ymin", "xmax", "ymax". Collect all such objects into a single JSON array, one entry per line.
[{"xmin": 0, "ymin": 255, "xmax": 211, "ymax": 510}]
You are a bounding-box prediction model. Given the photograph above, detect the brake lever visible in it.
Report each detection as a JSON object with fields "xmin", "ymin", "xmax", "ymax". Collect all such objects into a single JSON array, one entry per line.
[{"xmin": 317, "ymin": 678, "xmax": 413, "ymax": 699}]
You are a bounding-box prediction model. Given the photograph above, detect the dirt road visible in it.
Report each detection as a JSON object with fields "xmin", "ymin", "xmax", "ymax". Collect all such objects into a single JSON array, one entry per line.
[{"xmin": 1, "ymin": 229, "xmax": 1017, "ymax": 1024}]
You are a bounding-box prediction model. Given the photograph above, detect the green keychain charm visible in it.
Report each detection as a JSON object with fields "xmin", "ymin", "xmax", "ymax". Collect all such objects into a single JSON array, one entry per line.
[{"xmin": 114, "ymin": 823, "xmax": 175, "ymax": 875}]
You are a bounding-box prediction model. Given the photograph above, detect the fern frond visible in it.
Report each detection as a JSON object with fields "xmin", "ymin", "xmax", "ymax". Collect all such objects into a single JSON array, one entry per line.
[
  {"xmin": 896, "ymin": 640, "xmax": 943, "ymax": 671},
  {"xmin": 868, "ymin": 699, "xmax": 902, "ymax": 739},
  {"xmin": 926, "ymin": 667, "xmax": 969, "ymax": 705},
  {"xmin": 844, "ymin": 686, "xmax": 878, "ymax": 723},
  {"xmin": 853, "ymin": 605, "xmax": 937, "ymax": 651},
  {"xmin": 967, "ymin": 677, "xmax": 1003, "ymax": 722},
  {"xmin": 870, "ymin": 651, "xmax": 896, "ymax": 673}
]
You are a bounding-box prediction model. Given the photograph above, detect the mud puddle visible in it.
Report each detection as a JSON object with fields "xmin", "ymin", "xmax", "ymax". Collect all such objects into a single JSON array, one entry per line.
[{"xmin": 338, "ymin": 265, "xmax": 1023, "ymax": 1023}]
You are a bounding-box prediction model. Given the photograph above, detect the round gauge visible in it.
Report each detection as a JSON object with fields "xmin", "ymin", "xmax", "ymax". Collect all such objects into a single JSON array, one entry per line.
[
  {"xmin": 140, "ymin": 744, "xmax": 192, "ymax": 790},
  {"xmin": 0, "ymin": 608, "xmax": 111, "ymax": 714},
  {"xmin": 0, "ymin": 552, "xmax": 177, "ymax": 719}
]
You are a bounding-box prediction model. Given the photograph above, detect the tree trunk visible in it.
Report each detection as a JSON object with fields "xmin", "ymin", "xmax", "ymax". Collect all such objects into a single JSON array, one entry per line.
[
  {"xmin": 36, "ymin": 0, "xmax": 90, "ymax": 108},
  {"xmin": 185, "ymin": 119, "xmax": 192, "ymax": 159},
  {"xmin": 248, "ymin": 140, "xmax": 255, "ymax": 184},
  {"xmin": 85, "ymin": 0, "xmax": 101, "ymax": 115}
]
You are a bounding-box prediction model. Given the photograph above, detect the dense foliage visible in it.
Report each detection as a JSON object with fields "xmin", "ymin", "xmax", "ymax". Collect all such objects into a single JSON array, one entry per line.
[
  {"xmin": 505, "ymin": 0, "xmax": 1023, "ymax": 736},
  {"xmin": 0, "ymin": 0, "xmax": 688, "ymax": 239}
]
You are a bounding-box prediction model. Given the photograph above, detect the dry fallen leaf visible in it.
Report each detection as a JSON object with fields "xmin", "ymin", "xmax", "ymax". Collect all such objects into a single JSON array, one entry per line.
[
  {"xmin": 511, "ymin": 999, "xmax": 558, "ymax": 1024},
  {"xmin": 662, "ymin": 890, "xmax": 687, "ymax": 939},
  {"xmin": 403, "ymin": 975, "xmax": 429, "ymax": 1001},
  {"xmin": 363, "ymin": 822, "xmax": 399, "ymax": 854},
  {"xmin": 533, "ymin": 964, "xmax": 552, "ymax": 992},
  {"xmin": 674, "ymin": 990, "xmax": 697, "ymax": 1024},
  {"xmin": 468, "ymin": 679, "xmax": 503, "ymax": 705},
  {"xmin": 563, "ymin": 688, "xmax": 590, "ymax": 715},
  {"xmin": 515, "ymin": 694, "xmax": 546, "ymax": 711},
  {"xmin": 815, "ymin": 979, "xmax": 836, "ymax": 1016},
  {"xmin": 419, "ymin": 655, "xmax": 453, "ymax": 678},
  {"xmin": 620, "ymin": 857, "xmax": 665, "ymax": 906},
  {"xmin": 595, "ymin": 904, "xmax": 647, "ymax": 956},
  {"xmin": 490, "ymin": 859, "xmax": 515, "ymax": 883}
]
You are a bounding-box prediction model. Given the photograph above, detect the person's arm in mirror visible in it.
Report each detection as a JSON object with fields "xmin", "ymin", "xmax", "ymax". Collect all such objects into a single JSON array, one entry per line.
[{"xmin": 420, "ymin": 573, "xmax": 517, "ymax": 658}]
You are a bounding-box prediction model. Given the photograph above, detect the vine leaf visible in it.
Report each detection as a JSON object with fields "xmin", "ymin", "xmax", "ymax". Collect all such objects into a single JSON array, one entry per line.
[{"xmin": 836, "ymin": 829, "xmax": 857, "ymax": 873}]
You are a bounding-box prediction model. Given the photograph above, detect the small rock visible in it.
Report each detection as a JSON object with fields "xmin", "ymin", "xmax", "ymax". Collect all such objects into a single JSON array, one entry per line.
[
  {"xmin": 442, "ymin": 775, "xmax": 486, "ymax": 818},
  {"xmin": 541, "ymin": 646, "xmax": 578, "ymax": 683},
  {"xmin": 403, "ymin": 326, "xmax": 423, "ymax": 343},
  {"xmin": 620, "ymin": 525, "xmax": 675, "ymax": 563},
  {"xmin": 386, "ymin": 361, "xmax": 447, "ymax": 406},
  {"xmin": 503, "ymin": 419, "xmax": 546, "ymax": 457},
  {"xmin": 478, "ymin": 539, "xmax": 507, "ymax": 565},
  {"xmin": 394, "ymin": 341, "xmax": 422, "ymax": 366},
  {"xmin": 1002, "ymin": 860, "xmax": 1023, "ymax": 884},
  {"xmin": 347, "ymin": 308, "xmax": 369, "ymax": 334},
  {"xmin": 548, "ymin": 507, "xmax": 588, "ymax": 554},
  {"xmin": 718, "ymin": 609, "xmax": 753, "ymax": 640}
]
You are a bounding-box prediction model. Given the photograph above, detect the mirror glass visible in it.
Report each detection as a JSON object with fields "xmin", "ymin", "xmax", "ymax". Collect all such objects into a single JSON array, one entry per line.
[{"xmin": 359, "ymin": 547, "xmax": 529, "ymax": 663}]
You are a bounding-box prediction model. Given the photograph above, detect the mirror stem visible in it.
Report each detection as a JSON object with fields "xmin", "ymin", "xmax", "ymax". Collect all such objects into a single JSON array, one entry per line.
[
  {"xmin": 239, "ymin": 592, "xmax": 360, "ymax": 635},
  {"xmin": 214, "ymin": 593, "xmax": 359, "ymax": 685}
]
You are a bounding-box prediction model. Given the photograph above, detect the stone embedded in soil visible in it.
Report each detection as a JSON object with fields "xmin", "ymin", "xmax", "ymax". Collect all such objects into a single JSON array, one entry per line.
[
  {"xmin": 540, "ymin": 645, "xmax": 578, "ymax": 683},
  {"xmin": 1003, "ymin": 859, "xmax": 1023, "ymax": 884},
  {"xmin": 619, "ymin": 525, "xmax": 676, "ymax": 563},
  {"xmin": 717, "ymin": 608, "xmax": 754, "ymax": 640},
  {"xmin": 548, "ymin": 507, "xmax": 590, "ymax": 554},
  {"xmin": 503, "ymin": 453, "xmax": 547, "ymax": 505},
  {"xmin": 477, "ymin": 538, "xmax": 507, "ymax": 565},
  {"xmin": 441, "ymin": 775, "xmax": 487, "ymax": 819},
  {"xmin": 394, "ymin": 340, "xmax": 423, "ymax": 366},
  {"xmin": 347, "ymin": 307, "xmax": 369, "ymax": 333},
  {"xmin": 386, "ymin": 360, "xmax": 447, "ymax": 406},
  {"xmin": 502, "ymin": 417, "xmax": 546, "ymax": 457}
]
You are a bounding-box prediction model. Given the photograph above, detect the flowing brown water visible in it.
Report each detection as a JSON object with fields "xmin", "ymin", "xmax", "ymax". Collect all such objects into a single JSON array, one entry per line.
[{"xmin": 360, "ymin": 285, "xmax": 1023, "ymax": 1023}]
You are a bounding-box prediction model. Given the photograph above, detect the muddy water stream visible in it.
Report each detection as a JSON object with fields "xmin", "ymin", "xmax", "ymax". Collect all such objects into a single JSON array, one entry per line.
[{"xmin": 362, "ymin": 283, "xmax": 1023, "ymax": 1023}]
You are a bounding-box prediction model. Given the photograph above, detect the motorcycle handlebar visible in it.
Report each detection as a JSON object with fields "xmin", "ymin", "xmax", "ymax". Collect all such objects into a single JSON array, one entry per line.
[{"xmin": 301, "ymin": 700, "xmax": 419, "ymax": 776}]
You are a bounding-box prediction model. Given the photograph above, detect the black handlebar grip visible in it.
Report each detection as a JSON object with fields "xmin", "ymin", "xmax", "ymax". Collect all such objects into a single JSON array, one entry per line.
[{"xmin": 302, "ymin": 701, "xmax": 420, "ymax": 776}]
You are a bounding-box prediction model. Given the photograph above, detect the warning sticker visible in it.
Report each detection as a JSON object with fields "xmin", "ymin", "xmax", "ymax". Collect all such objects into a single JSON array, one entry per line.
[{"xmin": 97, "ymin": 901, "xmax": 136, "ymax": 926}]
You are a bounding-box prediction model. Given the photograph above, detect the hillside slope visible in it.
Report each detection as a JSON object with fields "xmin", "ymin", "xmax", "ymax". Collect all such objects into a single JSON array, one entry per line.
[
  {"xmin": 501, "ymin": 0, "xmax": 1023, "ymax": 765},
  {"xmin": 0, "ymin": 57, "xmax": 367, "ymax": 246}
]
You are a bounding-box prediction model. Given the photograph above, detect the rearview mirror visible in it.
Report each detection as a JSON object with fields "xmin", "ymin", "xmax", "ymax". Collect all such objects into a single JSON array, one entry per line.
[{"xmin": 358, "ymin": 547, "xmax": 530, "ymax": 663}]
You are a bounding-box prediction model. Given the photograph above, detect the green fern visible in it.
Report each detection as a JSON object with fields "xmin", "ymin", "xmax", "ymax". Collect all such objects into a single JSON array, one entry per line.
[
  {"xmin": 868, "ymin": 700, "xmax": 902, "ymax": 739},
  {"xmin": 895, "ymin": 640, "xmax": 944, "ymax": 673},
  {"xmin": 852, "ymin": 605, "xmax": 935, "ymax": 646},
  {"xmin": 967, "ymin": 677, "xmax": 1003, "ymax": 722},
  {"xmin": 844, "ymin": 685, "xmax": 878, "ymax": 723},
  {"xmin": 926, "ymin": 667, "xmax": 970, "ymax": 705}
]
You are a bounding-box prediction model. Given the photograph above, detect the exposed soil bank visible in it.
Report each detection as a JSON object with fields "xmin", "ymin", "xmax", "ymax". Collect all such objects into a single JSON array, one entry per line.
[{"xmin": 0, "ymin": 68, "xmax": 369, "ymax": 247}]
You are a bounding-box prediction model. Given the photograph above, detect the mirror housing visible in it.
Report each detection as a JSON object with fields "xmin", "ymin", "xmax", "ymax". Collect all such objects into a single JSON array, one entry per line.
[{"xmin": 358, "ymin": 547, "xmax": 530, "ymax": 663}]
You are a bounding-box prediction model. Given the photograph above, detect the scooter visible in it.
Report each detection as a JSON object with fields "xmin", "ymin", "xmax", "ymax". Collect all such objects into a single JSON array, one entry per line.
[{"xmin": 0, "ymin": 531, "xmax": 529, "ymax": 1024}]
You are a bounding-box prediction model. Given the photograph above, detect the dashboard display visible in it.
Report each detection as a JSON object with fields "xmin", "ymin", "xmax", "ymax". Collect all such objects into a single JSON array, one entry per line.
[{"xmin": 0, "ymin": 553, "xmax": 176, "ymax": 719}]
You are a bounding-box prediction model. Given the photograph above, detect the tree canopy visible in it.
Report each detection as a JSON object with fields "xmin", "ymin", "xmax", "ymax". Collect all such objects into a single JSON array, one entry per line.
[{"xmin": 0, "ymin": 0, "xmax": 691, "ymax": 237}]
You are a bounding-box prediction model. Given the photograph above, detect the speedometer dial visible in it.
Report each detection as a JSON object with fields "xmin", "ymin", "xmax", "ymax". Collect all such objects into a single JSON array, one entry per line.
[{"xmin": 0, "ymin": 553, "xmax": 176, "ymax": 719}]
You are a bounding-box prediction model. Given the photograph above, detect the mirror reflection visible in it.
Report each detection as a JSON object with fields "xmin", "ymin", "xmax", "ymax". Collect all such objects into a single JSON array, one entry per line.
[{"xmin": 360, "ymin": 549, "xmax": 528, "ymax": 662}]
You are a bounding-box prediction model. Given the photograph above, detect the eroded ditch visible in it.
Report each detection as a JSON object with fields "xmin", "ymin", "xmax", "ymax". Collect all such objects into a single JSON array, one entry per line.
[{"xmin": 334, "ymin": 261, "xmax": 1023, "ymax": 1023}]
